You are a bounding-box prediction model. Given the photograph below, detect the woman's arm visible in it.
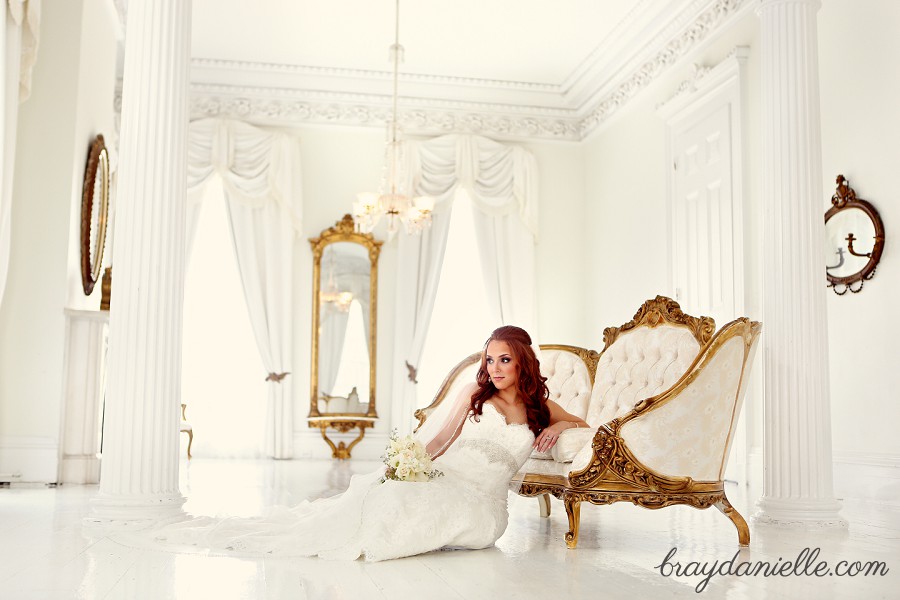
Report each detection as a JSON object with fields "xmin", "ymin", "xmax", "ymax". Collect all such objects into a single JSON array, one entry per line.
[
  {"xmin": 533, "ymin": 400, "xmax": 590, "ymax": 453},
  {"xmin": 418, "ymin": 383, "xmax": 476, "ymax": 459}
]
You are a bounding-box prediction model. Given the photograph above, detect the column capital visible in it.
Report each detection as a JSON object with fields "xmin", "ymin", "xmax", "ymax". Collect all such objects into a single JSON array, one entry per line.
[{"xmin": 757, "ymin": 0, "xmax": 822, "ymax": 12}]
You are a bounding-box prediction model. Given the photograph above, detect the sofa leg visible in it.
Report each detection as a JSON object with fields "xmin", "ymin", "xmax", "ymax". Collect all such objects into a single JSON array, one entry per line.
[
  {"xmin": 538, "ymin": 493, "xmax": 551, "ymax": 518},
  {"xmin": 564, "ymin": 496, "xmax": 581, "ymax": 549},
  {"xmin": 715, "ymin": 496, "xmax": 749, "ymax": 546}
]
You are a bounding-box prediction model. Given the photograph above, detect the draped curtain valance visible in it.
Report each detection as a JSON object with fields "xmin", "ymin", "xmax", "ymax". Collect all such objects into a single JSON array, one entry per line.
[
  {"xmin": 403, "ymin": 134, "xmax": 539, "ymax": 238},
  {"xmin": 390, "ymin": 133, "xmax": 539, "ymax": 432},
  {"xmin": 187, "ymin": 118, "xmax": 302, "ymax": 233}
]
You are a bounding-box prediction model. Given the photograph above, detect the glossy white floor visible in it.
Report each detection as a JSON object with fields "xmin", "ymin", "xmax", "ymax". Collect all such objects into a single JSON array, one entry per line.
[{"xmin": 1, "ymin": 458, "xmax": 897, "ymax": 600}]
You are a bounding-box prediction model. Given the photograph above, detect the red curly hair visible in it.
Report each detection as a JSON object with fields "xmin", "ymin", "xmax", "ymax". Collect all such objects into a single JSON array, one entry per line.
[{"xmin": 469, "ymin": 325, "xmax": 550, "ymax": 436}]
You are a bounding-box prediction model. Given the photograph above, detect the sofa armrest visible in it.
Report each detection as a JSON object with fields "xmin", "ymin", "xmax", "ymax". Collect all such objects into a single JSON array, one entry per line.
[
  {"xmin": 549, "ymin": 428, "xmax": 595, "ymax": 463},
  {"xmin": 616, "ymin": 318, "xmax": 761, "ymax": 481}
]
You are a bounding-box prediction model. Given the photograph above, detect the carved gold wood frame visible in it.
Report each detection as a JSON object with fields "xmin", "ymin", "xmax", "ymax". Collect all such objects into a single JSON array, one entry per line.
[
  {"xmin": 308, "ymin": 214, "xmax": 383, "ymax": 420},
  {"xmin": 308, "ymin": 417, "xmax": 375, "ymax": 460},
  {"xmin": 602, "ymin": 295, "xmax": 716, "ymax": 351},
  {"xmin": 519, "ymin": 317, "xmax": 761, "ymax": 549}
]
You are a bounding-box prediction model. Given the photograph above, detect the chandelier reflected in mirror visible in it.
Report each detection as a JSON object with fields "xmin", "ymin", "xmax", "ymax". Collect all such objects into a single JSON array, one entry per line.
[
  {"xmin": 321, "ymin": 251, "xmax": 354, "ymax": 313},
  {"xmin": 352, "ymin": 0, "xmax": 434, "ymax": 237}
]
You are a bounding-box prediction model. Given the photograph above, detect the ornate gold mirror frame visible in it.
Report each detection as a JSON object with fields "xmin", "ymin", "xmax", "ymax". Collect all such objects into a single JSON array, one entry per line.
[
  {"xmin": 80, "ymin": 134, "xmax": 110, "ymax": 295},
  {"xmin": 308, "ymin": 214, "xmax": 382, "ymax": 459},
  {"xmin": 825, "ymin": 175, "xmax": 885, "ymax": 295}
]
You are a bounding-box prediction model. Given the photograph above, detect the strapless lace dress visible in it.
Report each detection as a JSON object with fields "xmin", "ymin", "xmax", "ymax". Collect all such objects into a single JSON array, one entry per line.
[{"xmin": 146, "ymin": 403, "xmax": 535, "ymax": 561}]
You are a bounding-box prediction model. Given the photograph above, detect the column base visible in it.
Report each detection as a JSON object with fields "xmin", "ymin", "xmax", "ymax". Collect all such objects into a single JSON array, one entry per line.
[
  {"xmin": 84, "ymin": 491, "xmax": 187, "ymax": 531},
  {"xmin": 752, "ymin": 497, "xmax": 848, "ymax": 529}
]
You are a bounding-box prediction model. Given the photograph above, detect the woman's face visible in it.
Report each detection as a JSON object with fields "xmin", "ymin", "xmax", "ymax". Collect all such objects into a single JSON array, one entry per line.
[{"xmin": 485, "ymin": 340, "xmax": 518, "ymax": 391}]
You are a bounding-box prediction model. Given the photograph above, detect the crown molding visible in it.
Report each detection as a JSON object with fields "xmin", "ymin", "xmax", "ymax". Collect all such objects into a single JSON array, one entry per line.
[
  {"xmin": 578, "ymin": 0, "xmax": 752, "ymax": 138},
  {"xmin": 188, "ymin": 89, "xmax": 582, "ymax": 141},
  {"xmin": 562, "ymin": 0, "xmax": 710, "ymax": 108}
]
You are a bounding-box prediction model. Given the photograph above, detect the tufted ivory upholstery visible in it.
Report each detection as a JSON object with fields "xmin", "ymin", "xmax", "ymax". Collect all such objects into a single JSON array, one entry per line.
[
  {"xmin": 587, "ymin": 326, "xmax": 701, "ymax": 427},
  {"xmin": 527, "ymin": 349, "xmax": 594, "ymax": 459},
  {"xmin": 541, "ymin": 350, "xmax": 593, "ymax": 418}
]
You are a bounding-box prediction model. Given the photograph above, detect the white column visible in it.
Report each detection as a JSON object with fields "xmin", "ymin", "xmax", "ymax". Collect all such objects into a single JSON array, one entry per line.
[
  {"xmin": 754, "ymin": 0, "xmax": 845, "ymax": 527},
  {"xmin": 88, "ymin": 0, "xmax": 191, "ymax": 526}
]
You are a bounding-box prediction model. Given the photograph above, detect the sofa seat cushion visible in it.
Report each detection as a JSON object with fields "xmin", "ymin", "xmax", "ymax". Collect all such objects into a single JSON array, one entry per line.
[
  {"xmin": 519, "ymin": 457, "xmax": 572, "ymax": 479},
  {"xmin": 549, "ymin": 428, "xmax": 595, "ymax": 463},
  {"xmin": 588, "ymin": 326, "xmax": 701, "ymax": 426},
  {"xmin": 529, "ymin": 428, "xmax": 592, "ymax": 462}
]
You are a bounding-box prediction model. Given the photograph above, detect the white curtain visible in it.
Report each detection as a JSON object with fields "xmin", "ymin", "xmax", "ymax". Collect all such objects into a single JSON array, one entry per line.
[
  {"xmin": 186, "ymin": 118, "xmax": 302, "ymax": 459},
  {"xmin": 319, "ymin": 305, "xmax": 350, "ymax": 397},
  {"xmin": 0, "ymin": 0, "xmax": 40, "ymax": 310},
  {"xmin": 390, "ymin": 134, "xmax": 539, "ymax": 431}
]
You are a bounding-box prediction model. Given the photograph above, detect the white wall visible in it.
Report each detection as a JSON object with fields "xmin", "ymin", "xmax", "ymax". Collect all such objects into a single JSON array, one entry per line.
[
  {"xmin": 0, "ymin": 0, "xmax": 119, "ymax": 481},
  {"xmin": 819, "ymin": 0, "xmax": 900, "ymax": 503},
  {"xmin": 526, "ymin": 141, "xmax": 587, "ymax": 347}
]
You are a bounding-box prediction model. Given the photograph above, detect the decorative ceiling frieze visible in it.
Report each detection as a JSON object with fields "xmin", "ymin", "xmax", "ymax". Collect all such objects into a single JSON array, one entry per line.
[{"xmin": 188, "ymin": 88, "xmax": 583, "ymax": 141}]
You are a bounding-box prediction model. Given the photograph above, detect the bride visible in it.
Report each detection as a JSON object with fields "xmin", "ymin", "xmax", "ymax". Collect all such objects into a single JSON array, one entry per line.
[{"xmin": 150, "ymin": 325, "xmax": 589, "ymax": 561}]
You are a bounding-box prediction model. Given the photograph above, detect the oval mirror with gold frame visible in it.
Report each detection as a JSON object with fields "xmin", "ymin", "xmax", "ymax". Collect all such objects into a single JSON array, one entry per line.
[
  {"xmin": 80, "ymin": 134, "xmax": 110, "ymax": 295},
  {"xmin": 825, "ymin": 175, "xmax": 885, "ymax": 295},
  {"xmin": 309, "ymin": 214, "xmax": 383, "ymax": 420}
]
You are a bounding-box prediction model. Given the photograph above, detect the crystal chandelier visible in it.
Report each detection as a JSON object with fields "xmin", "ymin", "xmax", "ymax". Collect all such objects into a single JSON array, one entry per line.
[{"xmin": 352, "ymin": 0, "xmax": 434, "ymax": 237}]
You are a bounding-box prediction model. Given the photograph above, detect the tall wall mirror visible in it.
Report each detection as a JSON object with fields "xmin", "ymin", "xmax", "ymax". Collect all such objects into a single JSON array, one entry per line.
[{"xmin": 308, "ymin": 215, "xmax": 382, "ymax": 458}]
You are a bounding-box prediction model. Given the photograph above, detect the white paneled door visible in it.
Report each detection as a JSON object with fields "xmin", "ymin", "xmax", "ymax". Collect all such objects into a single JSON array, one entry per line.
[{"xmin": 671, "ymin": 103, "xmax": 737, "ymax": 329}]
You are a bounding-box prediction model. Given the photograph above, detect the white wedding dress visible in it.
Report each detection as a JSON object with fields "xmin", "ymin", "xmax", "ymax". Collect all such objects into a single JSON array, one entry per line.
[{"xmin": 146, "ymin": 403, "xmax": 535, "ymax": 562}]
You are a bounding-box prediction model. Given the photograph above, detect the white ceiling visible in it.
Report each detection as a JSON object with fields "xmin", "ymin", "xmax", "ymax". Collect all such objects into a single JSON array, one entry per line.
[
  {"xmin": 190, "ymin": 0, "xmax": 635, "ymax": 86},
  {"xmin": 116, "ymin": 0, "xmax": 753, "ymax": 140}
]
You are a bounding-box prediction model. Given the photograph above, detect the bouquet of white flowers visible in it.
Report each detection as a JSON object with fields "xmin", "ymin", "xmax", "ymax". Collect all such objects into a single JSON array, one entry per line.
[{"xmin": 381, "ymin": 429, "xmax": 443, "ymax": 483}]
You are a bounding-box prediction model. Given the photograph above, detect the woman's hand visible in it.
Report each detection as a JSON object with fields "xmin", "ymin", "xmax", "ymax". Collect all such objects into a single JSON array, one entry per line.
[{"xmin": 533, "ymin": 421, "xmax": 572, "ymax": 453}]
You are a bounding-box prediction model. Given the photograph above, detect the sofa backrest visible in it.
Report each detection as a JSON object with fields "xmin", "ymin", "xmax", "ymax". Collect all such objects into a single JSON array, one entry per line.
[
  {"xmin": 586, "ymin": 297, "xmax": 715, "ymax": 427},
  {"xmin": 416, "ymin": 345, "xmax": 597, "ymax": 430},
  {"xmin": 539, "ymin": 345, "xmax": 597, "ymax": 419}
]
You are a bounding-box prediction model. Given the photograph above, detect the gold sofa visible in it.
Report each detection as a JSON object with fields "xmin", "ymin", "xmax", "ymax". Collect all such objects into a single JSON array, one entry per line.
[{"xmin": 417, "ymin": 296, "xmax": 761, "ymax": 549}]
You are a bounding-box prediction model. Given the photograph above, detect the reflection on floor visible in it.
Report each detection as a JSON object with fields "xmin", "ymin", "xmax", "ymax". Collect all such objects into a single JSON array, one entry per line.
[{"xmin": 1, "ymin": 458, "xmax": 898, "ymax": 599}]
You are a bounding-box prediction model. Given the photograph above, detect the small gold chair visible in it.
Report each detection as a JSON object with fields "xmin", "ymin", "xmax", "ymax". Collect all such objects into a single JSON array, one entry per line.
[{"xmin": 180, "ymin": 403, "xmax": 193, "ymax": 459}]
